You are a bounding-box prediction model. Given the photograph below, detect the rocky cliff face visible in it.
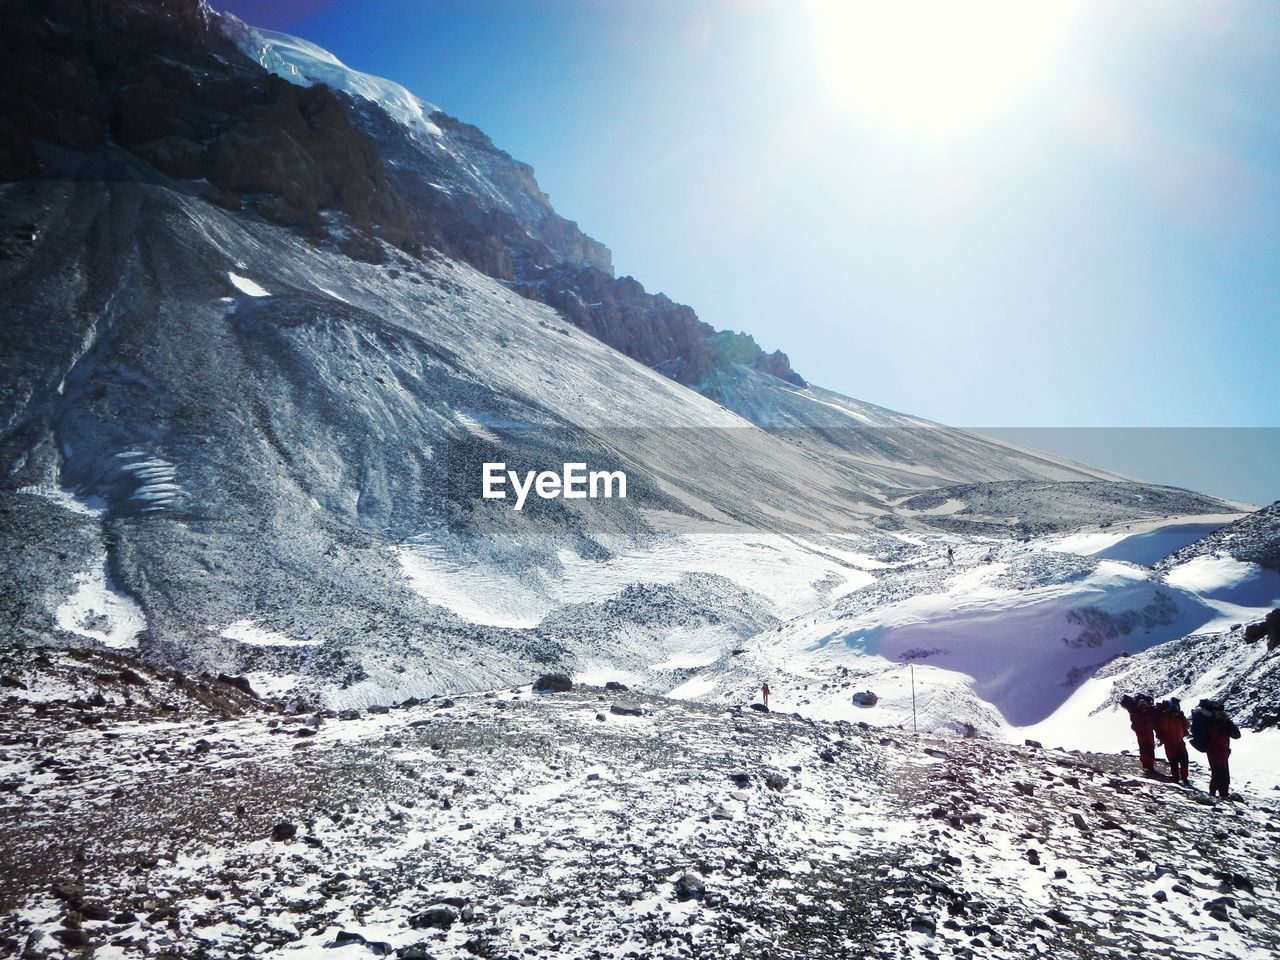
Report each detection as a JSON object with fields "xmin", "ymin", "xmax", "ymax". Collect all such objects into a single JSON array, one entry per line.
[
  {"xmin": 0, "ymin": 0, "xmax": 799, "ymax": 399},
  {"xmin": 514, "ymin": 267, "xmax": 805, "ymax": 388}
]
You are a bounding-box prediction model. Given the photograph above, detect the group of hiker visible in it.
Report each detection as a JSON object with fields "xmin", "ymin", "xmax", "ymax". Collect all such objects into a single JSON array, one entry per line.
[
  {"xmin": 754, "ymin": 680, "xmax": 1243, "ymax": 798},
  {"xmin": 1121, "ymin": 693, "xmax": 1242, "ymax": 798}
]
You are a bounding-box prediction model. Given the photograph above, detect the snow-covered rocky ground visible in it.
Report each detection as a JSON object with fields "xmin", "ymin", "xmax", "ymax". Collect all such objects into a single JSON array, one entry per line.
[{"xmin": 2, "ymin": 647, "xmax": 1278, "ymax": 960}]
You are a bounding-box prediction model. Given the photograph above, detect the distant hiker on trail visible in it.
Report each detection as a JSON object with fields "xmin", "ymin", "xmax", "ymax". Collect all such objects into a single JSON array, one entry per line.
[
  {"xmin": 946, "ymin": 546, "xmax": 954, "ymax": 566},
  {"xmin": 1153, "ymin": 698, "xmax": 1190, "ymax": 784},
  {"xmin": 1120, "ymin": 693, "xmax": 1157, "ymax": 774},
  {"xmin": 1191, "ymin": 699, "xmax": 1241, "ymax": 799},
  {"xmin": 761, "ymin": 682, "xmax": 770, "ymax": 708}
]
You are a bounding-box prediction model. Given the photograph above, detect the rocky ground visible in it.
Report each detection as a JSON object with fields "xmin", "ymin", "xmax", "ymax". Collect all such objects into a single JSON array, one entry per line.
[
  {"xmin": 1157, "ymin": 501, "xmax": 1280, "ymax": 574},
  {"xmin": 1, "ymin": 647, "xmax": 1278, "ymax": 960}
]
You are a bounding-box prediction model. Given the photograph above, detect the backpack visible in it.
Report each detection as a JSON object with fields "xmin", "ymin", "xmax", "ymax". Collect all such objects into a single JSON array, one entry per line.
[
  {"xmin": 1189, "ymin": 699, "xmax": 1222, "ymax": 753},
  {"xmin": 1123, "ymin": 692, "xmax": 1154, "ymax": 719}
]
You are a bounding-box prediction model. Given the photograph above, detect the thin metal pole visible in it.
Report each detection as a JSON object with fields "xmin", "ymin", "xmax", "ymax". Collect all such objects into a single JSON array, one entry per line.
[{"xmin": 910, "ymin": 664, "xmax": 918, "ymax": 737}]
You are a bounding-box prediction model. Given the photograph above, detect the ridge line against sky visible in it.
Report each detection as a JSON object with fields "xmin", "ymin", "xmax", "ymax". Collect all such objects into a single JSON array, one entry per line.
[{"xmin": 215, "ymin": 0, "xmax": 1280, "ymax": 505}]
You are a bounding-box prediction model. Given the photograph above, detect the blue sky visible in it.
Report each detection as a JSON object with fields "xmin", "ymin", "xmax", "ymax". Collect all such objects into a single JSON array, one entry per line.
[{"xmin": 217, "ymin": 1, "xmax": 1279, "ymax": 504}]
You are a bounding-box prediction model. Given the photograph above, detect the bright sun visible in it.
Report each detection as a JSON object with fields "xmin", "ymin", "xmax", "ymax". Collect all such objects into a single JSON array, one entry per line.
[{"xmin": 807, "ymin": 0, "xmax": 1081, "ymax": 139}]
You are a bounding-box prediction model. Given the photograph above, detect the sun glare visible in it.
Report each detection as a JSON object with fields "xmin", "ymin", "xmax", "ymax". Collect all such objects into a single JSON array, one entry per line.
[{"xmin": 807, "ymin": 0, "xmax": 1082, "ymax": 138}]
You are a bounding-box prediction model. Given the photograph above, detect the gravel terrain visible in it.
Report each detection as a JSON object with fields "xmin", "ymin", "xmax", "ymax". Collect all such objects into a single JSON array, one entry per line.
[{"xmin": 2, "ymin": 649, "xmax": 1277, "ymax": 959}]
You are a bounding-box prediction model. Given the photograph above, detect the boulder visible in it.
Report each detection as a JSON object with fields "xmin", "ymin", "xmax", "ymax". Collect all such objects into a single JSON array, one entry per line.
[
  {"xmin": 604, "ymin": 681, "xmax": 629, "ymax": 691},
  {"xmin": 673, "ymin": 872, "xmax": 705, "ymax": 902},
  {"xmin": 609, "ymin": 704, "xmax": 643, "ymax": 717},
  {"xmin": 51, "ymin": 929, "xmax": 89, "ymax": 948},
  {"xmin": 851, "ymin": 691, "xmax": 879, "ymax": 707},
  {"xmin": 217, "ymin": 674, "xmax": 256, "ymax": 697},
  {"xmin": 409, "ymin": 905, "xmax": 458, "ymax": 930},
  {"xmin": 533, "ymin": 673, "xmax": 573, "ymax": 693}
]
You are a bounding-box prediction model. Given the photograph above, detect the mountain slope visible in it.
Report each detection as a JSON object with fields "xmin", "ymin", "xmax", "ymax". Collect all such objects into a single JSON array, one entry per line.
[{"xmin": 0, "ymin": 0, "xmax": 1250, "ymax": 716}]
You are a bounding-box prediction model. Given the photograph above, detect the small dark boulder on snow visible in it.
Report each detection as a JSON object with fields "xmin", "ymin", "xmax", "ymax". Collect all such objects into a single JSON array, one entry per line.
[
  {"xmin": 764, "ymin": 772, "xmax": 789, "ymax": 791},
  {"xmin": 533, "ymin": 673, "xmax": 573, "ymax": 693},
  {"xmin": 909, "ymin": 915, "xmax": 936, "ymax": 935},
  {"xmin": 271, "ymin": 822, "xmax": 298, "ymax": 842},
  {"xmin": 1024, "ymin": 739, "xmax": 1043, "ymax": 749},
  {"xmin": 674, "ymin": 872, "xmax": 705, "ymax": 901},
  {"xmin": 51, "ymin": 929, "xmax": 89, "ymax": 948},
  {"xmin": 748, "ymin": 702, "xmax": 769, "ymax": 712},
  {"xmin": 609, "ymin": 704, "xmax": 643, "ymax": 717},
  {"xmin": 50, "ymin": 882, "xmax": 84, "ymax": 905},
  {"xmin": 367, "ymin": 704, "xmax": 390, "ymax": 715},
  {"xmin": 217, "ymin": 674, "xmax": 256, "ymax": 697},
  {"xmin": 410, "ymin": 905, "xmax": 458, "ymax": 930},
  {"xmin": 0, "ymin": 674, "xmax": 27, "ymax": 689},
  {"xmin": 332, "ymin": 930, "xmax": 367, "ymax": 947},
  {"xmin": 604, "ymin": 681, "xmax": 629, "ymax": 691},
  {"xmin": 851, "ymin": 690, "xmax": 878, "ymax": 707},
  {"xmin": 728, "ymin": 772, "xmax": 751, "ymax": 787}
]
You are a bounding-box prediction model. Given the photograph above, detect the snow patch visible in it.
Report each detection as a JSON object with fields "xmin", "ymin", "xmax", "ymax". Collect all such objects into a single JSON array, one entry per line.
[
  {"xmin": 18, "ymin": 483, "xmax": 105, "ymax": 517},
  {"xmin": 115, "ymin": 450, "xmax": 182, "ymax": 510},
  {"xmin": 221, "ymin": 620, "xmax": 320, "ymax": 648},
  {"xmin": 228, "ymin": 272, "xmax": 270, "ymax": 297},
  {"xmin": 1165, "ymin": 555, "xmax": 1280, "ymax": 607},
  {"xmin": 225, "ymin": 22, "xmax": 444, "ymax": 139},
  {"xmin": 55, "ymin": 557, "xmax": 146, "ymax": 648}
]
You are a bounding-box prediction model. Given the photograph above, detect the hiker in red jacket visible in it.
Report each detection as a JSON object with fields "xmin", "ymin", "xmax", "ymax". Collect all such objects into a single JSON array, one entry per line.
[
  {"xmin": 1202, "ymin": 705, "xmax": 1242, "ymax": 799},
  {"xmin": 1120, "ymin": 693, "xmax": 1157, "ymax": 774},
  {"xmin": 1153, "ymin": 698, "xmax": 1190, "ymax": 783}
]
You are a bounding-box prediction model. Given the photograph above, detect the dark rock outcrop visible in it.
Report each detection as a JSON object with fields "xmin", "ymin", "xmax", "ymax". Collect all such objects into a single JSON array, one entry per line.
[{"xmin": 533, "ymin": 673, "xmax": 573, "ymax": 693}]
